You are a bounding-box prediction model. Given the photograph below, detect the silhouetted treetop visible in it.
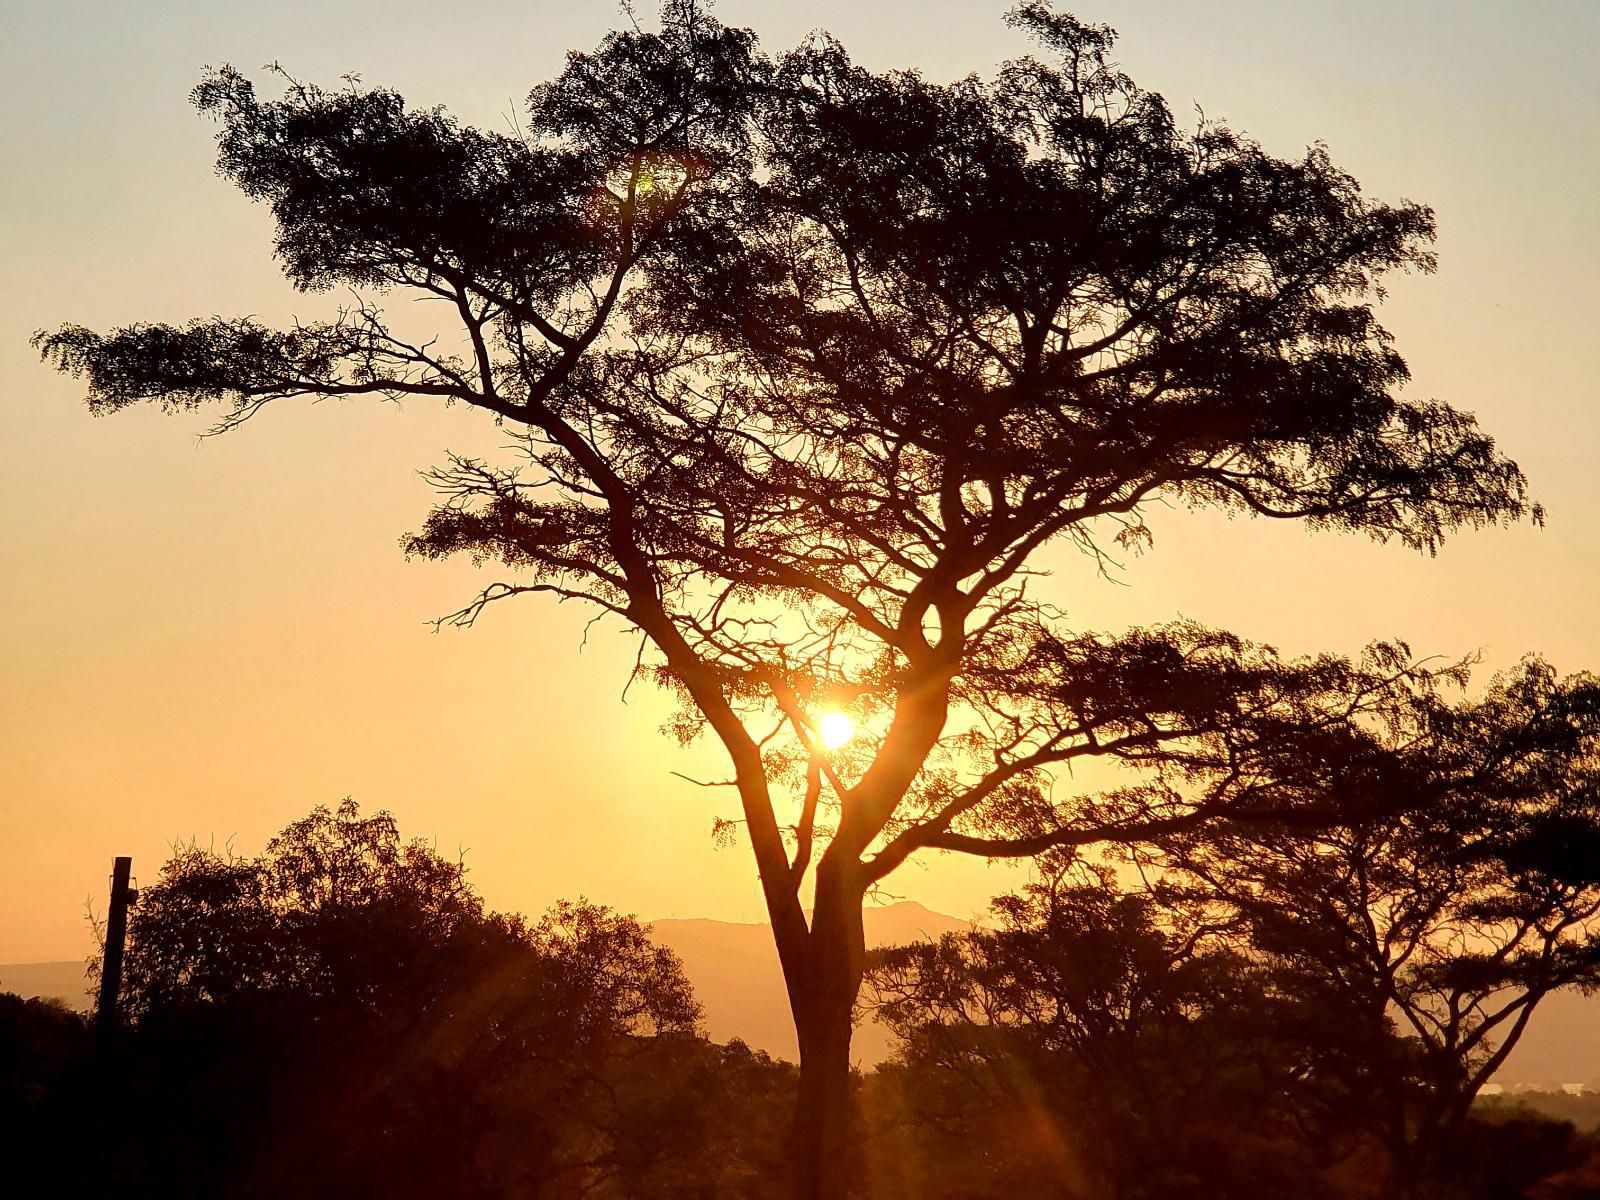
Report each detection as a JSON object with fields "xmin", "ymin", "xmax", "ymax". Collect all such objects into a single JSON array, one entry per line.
[
  {"xmin": 1143, "ymin": 660, "xmax": 1600, "ymax": 1183},
  {"xmin": 44, "ymin": 801, "xmax": 789, "ymax": 1200},
  {"xmin": 39, "ymin": 4, "xmax": 1529, "ymax": 553},
  {"xmin": 866, "ymin": 866, "xmax": 1365, "ymax": 1198},
  {"xmin": 119, "ymin": 799, "xmax": 699, "ymax": 1041}
]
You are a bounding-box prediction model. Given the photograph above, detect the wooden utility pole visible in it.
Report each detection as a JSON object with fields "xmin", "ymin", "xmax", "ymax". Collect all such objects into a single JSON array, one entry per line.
[{"xmin": 95, "ymin": 856, "xmax": 135, "ymax": 1037}]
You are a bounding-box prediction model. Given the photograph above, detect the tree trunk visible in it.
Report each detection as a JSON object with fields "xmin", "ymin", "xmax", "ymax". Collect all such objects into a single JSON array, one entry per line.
[
  {"xmin": 788, "ymin": 858, "xmax": 867, "ymax": 1200},
  {"xmin": 1398, "ymin": 1090, "xmax": 1475, "ymax": 1198}
]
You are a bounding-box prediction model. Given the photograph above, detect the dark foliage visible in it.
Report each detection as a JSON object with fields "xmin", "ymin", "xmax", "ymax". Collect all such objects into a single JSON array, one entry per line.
[
  {"xmin": 861, "ymin": 661, "xmax": 1600, "ymax": 1198},
  {"xmin": 32, "ymin": 1, "xmax": 1536, "ymax": 895},
  {"xmin": 0, "ymin": 993, "xmax": 92, "ymax": 1152},
  {"xmin": 1148, "ymin": 661, "xmax": 1600, "ymax": 1188},
  {"xmin": 14, "ymin": 801, "xmax": 794, "ymax": 1200},
  {"xmin": 867, "ymin": 868, "xmax": 1368, "ymax": 1198},
  {"xmin": 9, "ymin": 784, "xmax": 1600, "ymax": 1198}
]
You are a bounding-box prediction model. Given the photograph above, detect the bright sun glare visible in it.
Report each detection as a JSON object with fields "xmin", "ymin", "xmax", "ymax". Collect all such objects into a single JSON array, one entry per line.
[{"xmin": 818, "ymin": 711, "xmax": 856, "ymax": 751}]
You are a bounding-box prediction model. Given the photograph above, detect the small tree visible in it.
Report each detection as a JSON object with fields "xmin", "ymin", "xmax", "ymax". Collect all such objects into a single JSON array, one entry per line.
[
  {"xmin": 868, "ymin": 866, "xmax": 1373, "ymax": 1198},
  {"xmin": 1151, "ymin": 660, "xmax": 1600, "ymax": 1192},
  {"xmin": 112, "ymin": 800, "xmax": 707, "ymax": 1199},
  {"xmin": 37, "ymin": 5, "xmax": 1536, "ymax": 1192}
]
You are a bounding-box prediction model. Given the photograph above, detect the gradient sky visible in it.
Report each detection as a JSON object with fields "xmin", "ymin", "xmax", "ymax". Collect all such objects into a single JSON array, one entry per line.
[{"xmin": 2, "ymin": 0, "xmax": 1596, "ymax": 964}]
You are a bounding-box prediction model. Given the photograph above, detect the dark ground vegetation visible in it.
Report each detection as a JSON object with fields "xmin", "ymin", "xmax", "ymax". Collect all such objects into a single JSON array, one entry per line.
[{"xmin": 9, "ymin": 794, "xmax": 1600, "ymax": 1200}]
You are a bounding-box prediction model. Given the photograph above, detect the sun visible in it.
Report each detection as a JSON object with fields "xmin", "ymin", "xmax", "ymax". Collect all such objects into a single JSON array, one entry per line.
[{"xmin": 818, "ymin": 711, "xmax": 856, "ymax": 751}]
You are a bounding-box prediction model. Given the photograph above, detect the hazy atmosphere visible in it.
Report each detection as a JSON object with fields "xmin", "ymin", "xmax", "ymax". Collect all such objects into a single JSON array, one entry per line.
[
  {"xmin": 6, "ymin": 0, "xmax": 1594, "ymax": 964},
  {"xmin": 4, "ymin": 5, "xmax": 1600, "ymax": 1195}
]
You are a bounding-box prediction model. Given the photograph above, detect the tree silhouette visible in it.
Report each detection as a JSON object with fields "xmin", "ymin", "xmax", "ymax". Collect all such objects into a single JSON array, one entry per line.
[
  {"xmin": 868, "ymin": 865, "xmax": 1378, "ymax": 1198},
  {"xmin": 36, "ymin": 4, "xmax": 1537, "ymax": 1193},
  {"xmin": 101, "ymin": 800, "xmax": 713, "ymax": 1199},
  {"xmin": 1148, "ymin": 660, "xmax": 1600, "ymax": 1193},
  {"xmin": 0, "ymin": 993, "xmax": 91, "ymax": 1162}
]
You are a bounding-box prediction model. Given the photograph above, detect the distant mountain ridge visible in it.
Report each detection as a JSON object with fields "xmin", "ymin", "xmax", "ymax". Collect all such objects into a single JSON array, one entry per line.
[
  {"xmin": 0, "ymin": 901, "xmax": 968, "ymax": 1066},
  {"xmin": 649, "ymin": 900, "xmax": 972, "ymax": 1064},
  {"xmin": 0, "ymin": 960, "xmax": 92, "ymax": 1010},
  {"xmin": 9, "ymin": 901, "xmax": 1597, "ymax": 1082}
]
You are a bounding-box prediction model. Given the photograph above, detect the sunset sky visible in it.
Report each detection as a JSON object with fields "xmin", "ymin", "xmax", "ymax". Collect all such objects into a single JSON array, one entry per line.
[{"xmin": 3, "ymin": 0, "xmax": 1596, "ymax": 964}]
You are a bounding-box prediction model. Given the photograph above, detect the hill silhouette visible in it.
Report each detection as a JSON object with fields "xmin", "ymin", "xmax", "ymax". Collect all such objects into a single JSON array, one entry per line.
[
  {"xmin": 1, "ymin": 901, "xmax": 967, "ymax": 1066},
  {"xmin": 0, "ymin": 961, "xmax": 88, "ymax": 1009},
  {"xmin": 11, "ymin": 900, "xmax": 1599, "ymax": 1080},
  {"xmin": 651, "ymin": 901, "xmax": 972, "ymax": 1064}
]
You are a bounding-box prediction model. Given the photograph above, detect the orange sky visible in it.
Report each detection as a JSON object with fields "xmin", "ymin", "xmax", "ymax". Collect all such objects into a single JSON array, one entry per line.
[{"xmin": 3, "ymin": 0, "xmax": 1597, "ymax": 964}]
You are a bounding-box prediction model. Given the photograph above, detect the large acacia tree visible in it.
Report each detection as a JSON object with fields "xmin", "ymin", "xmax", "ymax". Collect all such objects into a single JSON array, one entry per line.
[{"xmin": 38, "ymin": 4, "xmax": 1535, "ymax": 1193}]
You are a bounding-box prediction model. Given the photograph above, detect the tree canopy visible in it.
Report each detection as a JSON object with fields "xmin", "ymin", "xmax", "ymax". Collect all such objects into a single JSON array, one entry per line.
[
  {"xmin": 868, "ymin": 871, "xmax": 1363, "ymax": 1198},
  {"xmin": 35, "ymin": 3, "xmax": 1534, "ymax": 884},
  {"xmin": 67, "ymin": 800, "xmax": 783, "ymax": 1200},
  {"xmin": 867, "ymin": 655, "xmax": 1600, "ymax": 1196},
  {"xmin": 1148, "ymin": 660, "xmax": 1600, "ymax": 1185}
]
